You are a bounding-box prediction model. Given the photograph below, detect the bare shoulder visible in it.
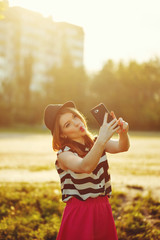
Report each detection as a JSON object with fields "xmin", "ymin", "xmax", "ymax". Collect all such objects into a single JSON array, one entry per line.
[
  {"xmin": 57, "ymin": 151, "xmax": 83, "ymax": 173},
  {"xmin": 58, "ymin": 151, "xmax": 77, "ymax": 161},
  {"xmin": 57, "ymin": 151, "xmax": 72, "ymax": 170}
]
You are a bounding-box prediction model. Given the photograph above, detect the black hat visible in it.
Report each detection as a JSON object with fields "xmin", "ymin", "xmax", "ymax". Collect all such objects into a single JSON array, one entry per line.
[{"xmin": 44, "ymin": 101, "xmax": 76, "ymax": 134}]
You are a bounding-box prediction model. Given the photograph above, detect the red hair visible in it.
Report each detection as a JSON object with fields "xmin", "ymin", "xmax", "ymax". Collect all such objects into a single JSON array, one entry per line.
[{"xmin": 52, "ymin": 107, "xmax": 94, "ymax": 157}]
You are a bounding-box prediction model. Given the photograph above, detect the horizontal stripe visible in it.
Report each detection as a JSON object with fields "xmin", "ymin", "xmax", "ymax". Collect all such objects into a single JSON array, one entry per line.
[
  {"xmin": 59, "ymin": 157, "xmax": 108, "ymax": 180},
  {"xmin": 62, "ymin": 186, "xmax": 112, "ymax": 202},
  {"xmin": 57, "ymin": 168, "xmax": 64, "ymax": 174},
  {"xmin": 62, "ymin": 195, "xmax": 73, "ymax": 202},
  {"xmin": 62, "ymin": 178, "xmax": 105, "ymax": 190},
  {"xmin": 57, "ymin": 146, "xmax": 106, "ymax": 160},
  {"xmin": 55, "ymin": 145, "xmax": 112, "ymax": 202},
  {"xmin": 93, "ymin": 160, "xmax": 109, "ymax": 175},
  {"xmin": 105, "ymin": 180, "xmax": 111, "ymax": 189},
  {"xmin": 62, "ymin": 181, "xmax": 111, "ymax": 191},
  {"xmin": 105, "ymin": 186, "xmax": 112, "ymax": 195},
  {"xmin": 59, "ymin": 166, "xmax": 105, "ymax": 185},
  {"xmin": 61, "ymin": 172, "xmax": 110, "ymax": 185},
  {"xmin": 59, "ymin": 170, "xmax": 69, "ymax": 179},
  {"xmin": 66, "ymin": 171, "xmax": 92, "ymax": 179},
  {"xmin": 63, "ymin": 184, "xmax": 105, "ymax": 194},
  {"xmin": 60, "ymin": 163, "xmax": 110, "ymax": 184},
  {"xmin": 56, "ymin": 153, "xmax": 107, "ymax": 176},
  {"xmin": 63, "ymin": 188, "xmax": 104, "ymax": 197},
  {"xmin": 62, "ymin": 181, "xmax": 111, "ymax": 195},
  {"xmin": 62, "ymin": 186, "xmax": 112, "ymax": 201},
  {"xmin": 62, "ymin": 194, "xmax": 83, "ymax": 202},
  {"xmin": 57, "ymin": 146, "xmax": 73, "ymax": 155},
  {"xmin": 59, "ymin": 165, "xmax": 110, "ymax": 184},
  {"xmin": 61, "ymin": 170, "xmax": 110, "ymax": 185},
  {"xmin": 62, "ymin": 193, "xmax": 106, "ymax": 202}
]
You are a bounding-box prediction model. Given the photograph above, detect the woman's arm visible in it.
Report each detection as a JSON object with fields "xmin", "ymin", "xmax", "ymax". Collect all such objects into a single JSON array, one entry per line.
[
  {"xmin": 105, "ymin": 131, "xmax": 130, "ymax": 153},
  {"xmin": 57, "ymin": 113, "xmax": 120, "ymax": 173},
  {"xmin": 57, "ymin": 140, "xmax": 105, "ymax": 173},
  {"xmin": 105, "ymin": 113, "xmax": 130, "ymax": 153}
]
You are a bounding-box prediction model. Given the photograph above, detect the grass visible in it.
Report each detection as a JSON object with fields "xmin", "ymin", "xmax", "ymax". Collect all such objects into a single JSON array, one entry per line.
[
  {"xmin": 0, "ymin": 165, "xmax": 52, "ymax": 171},
  {"xmin": 0, "ymin": 130, "xmax": 160, "ymax": 239},
  {"xmin": 129, "ymin": 131, "xmax": 160, "ymax": 138},
  {"xmin": 0, "ymin": 124, "xmax": 48, "ymax": 134},
  {"xmin": 0, "ymin": 182, "xmax": 63, "ymax": 240},
  {"xmin": 0, "ymin": 125, "xmax": 160, "ymax": 137},
  {"xmin": 0, "ymin": 182, "xmax": 160, "ymax": 240}
]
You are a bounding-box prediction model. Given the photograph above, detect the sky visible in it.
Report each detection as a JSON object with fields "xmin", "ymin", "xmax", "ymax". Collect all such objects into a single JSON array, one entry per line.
[{"xmin": 9, "ymin": 0, "xmax": 160, "ymax": 72}]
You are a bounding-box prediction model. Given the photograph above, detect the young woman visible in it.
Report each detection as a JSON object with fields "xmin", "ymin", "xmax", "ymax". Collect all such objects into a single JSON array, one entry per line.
[{"xmin": 44, "ymin": 101, "xmax": 130, "ymax": 240}]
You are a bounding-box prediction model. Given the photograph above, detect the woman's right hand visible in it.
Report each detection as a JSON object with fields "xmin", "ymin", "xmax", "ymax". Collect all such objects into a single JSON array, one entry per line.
[{"xmin": 97, "ymin": 113, "xmax": 120, "ymax": 145}]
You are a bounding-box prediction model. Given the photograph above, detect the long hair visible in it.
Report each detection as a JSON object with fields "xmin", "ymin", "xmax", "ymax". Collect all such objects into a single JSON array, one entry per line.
[{"xmin": 52, "ymin": 107, "xmax": 94, "ymax": 157}]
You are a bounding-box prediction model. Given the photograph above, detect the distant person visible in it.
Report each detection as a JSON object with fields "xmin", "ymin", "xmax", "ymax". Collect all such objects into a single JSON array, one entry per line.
[{"xmin": 44, "ymin": 101, "xmax": 130, "ymax": 240}]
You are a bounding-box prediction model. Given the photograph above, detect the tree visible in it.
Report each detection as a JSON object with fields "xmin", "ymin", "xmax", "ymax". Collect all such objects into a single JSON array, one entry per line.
[
  {"xmin": 43, "ymin": 53, "xmax": 89, "ymax": 112},
  {"xmin": 90, "ymin": 59, "xmax": 160, "ymax": 130},
  {"xmin": 14, "ymin": 55, "xmax": 33, "ymax": 123},
  {"xmin": 91, "ymin": 60, "xmax": 119, "ymax": 110}
]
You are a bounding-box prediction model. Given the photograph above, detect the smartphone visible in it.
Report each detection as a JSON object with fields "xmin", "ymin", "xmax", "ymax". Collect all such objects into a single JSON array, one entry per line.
[{"xmin": 90, "ymin": 103, "xmax": 113, "ymax": 126}]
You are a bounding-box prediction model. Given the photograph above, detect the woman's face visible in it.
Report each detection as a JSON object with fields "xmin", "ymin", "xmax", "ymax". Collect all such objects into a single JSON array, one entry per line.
[{"xmin": 59, "ymin": 112, "xmax": 86, "ymax": 143}]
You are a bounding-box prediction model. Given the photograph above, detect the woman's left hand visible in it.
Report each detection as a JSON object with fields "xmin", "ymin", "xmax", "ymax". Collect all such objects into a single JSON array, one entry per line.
[{"xmin": 110, "ymin": 111, "xmax": 129, "ymax": 134}]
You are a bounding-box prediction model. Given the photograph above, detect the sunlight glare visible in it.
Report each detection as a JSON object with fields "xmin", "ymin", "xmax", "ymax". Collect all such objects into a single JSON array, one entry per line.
[{"xmin": 9, "ymin": 0, "xmax": 160, "ymax": 71}]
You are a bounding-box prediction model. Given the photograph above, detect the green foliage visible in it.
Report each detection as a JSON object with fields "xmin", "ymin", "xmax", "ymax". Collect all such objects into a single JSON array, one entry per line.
[
  {"xmin": 0, "ymin": 183, "xmax": 160, "ymax": 240},
  {"xmin": 91, "ymin": 58, "xmax": 160, "ymax": 130},
  {"xmin": 0, "ymin": 182, "xmax": 64, "ymax": 240},
  {"xmin": 112, "ymin": 192, "xmax": 160, "ymax": 240},
  {"xmin": 43, "ymin": 55, "xmax": 89, "ymax": 111},
  {"xmin": 0, "ymin": 57, "xmax": 160, "ymax": 130}
]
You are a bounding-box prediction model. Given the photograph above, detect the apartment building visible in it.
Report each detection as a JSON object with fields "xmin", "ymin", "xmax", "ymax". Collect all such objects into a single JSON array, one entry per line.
[{"xmin": 0, "ymin": 6, "xmax": 84, "ymax": 90}]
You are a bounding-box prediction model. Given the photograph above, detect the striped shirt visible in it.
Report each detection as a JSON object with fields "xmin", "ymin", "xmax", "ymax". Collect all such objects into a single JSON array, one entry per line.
[{"xmin": 55, "ymin": 141, "xmax": 112, "ymax": 202}]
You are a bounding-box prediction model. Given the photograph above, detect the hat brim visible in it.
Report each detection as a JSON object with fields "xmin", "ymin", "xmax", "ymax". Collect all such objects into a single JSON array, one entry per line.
[{"xmin": 44, "ymin": 101, "xmax": 76, "ymax": 134}]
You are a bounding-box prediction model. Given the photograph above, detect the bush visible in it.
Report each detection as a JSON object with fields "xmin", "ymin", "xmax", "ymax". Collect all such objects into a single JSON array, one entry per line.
[
  {"xmin": 0, "ymin": 182, "xmax": 64, "ymax": 240},
  {"xmin": 0, "ymin": 183, "xmax": 160, "ymax": 240}
]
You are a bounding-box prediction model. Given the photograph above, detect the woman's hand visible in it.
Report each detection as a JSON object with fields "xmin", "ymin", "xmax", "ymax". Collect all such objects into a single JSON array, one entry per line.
[
  {"xmin": 110, "ymin": 111, "xmax": 129, "ymax": 134},
  {"xmin": 97, "ymin": 113, "xmax": 120, "ymax": 145}
]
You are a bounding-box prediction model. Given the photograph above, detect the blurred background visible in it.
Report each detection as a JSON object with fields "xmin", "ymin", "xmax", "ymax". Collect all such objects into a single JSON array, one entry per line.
[
  {"xmin": 0, "ymin": 0, "xmax": 160, "ymax": 130},
  {"xmin": 0, "ymin": 1, "xmax": 160, "ymax": 239}
]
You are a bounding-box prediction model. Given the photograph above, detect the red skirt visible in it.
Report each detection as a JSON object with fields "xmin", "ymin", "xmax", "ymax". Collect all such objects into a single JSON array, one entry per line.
[{"xmin": 56, "ymin": 195, "xmax": 118, "ymax": 240}]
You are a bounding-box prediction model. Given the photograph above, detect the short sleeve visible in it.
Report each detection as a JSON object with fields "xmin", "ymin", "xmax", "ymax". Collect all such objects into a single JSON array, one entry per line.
[
  {"xmin": 57, "ymin": 146, "xmax": 79, "ymax": 158},
  {"xmin": 57, "ymin": 146, "xmax": 71, "ymax": 156}
]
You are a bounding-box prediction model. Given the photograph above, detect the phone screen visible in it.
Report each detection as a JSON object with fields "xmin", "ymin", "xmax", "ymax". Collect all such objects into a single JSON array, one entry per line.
[{"xmin": 90, "ymin": 103, "xmax": 113, "ymax": 126}]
